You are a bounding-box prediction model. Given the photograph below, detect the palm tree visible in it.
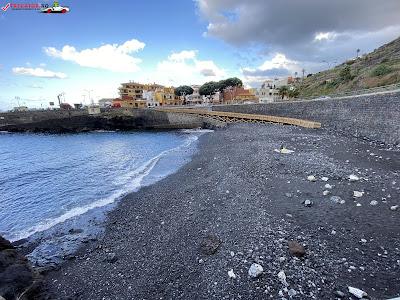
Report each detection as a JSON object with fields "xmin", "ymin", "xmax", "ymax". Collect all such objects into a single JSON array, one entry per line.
[{"xmin": 278, "ymin": 86, "xmax": 289, "ymax": 100}]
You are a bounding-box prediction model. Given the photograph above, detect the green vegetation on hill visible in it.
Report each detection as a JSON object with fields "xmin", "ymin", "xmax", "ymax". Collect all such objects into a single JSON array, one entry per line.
[{"xmin": 297, "ymin": 36, "xmax": 400, "ymax": 97}]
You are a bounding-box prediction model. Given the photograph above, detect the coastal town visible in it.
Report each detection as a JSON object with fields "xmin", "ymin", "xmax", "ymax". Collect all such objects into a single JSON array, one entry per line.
[
  {"xmin": 9, "ymin": 76, "xmax": 298, "ymax": 113},
  {"xmin": 105, "ymin": 77, "xmax": 296, "ymax": 109}
]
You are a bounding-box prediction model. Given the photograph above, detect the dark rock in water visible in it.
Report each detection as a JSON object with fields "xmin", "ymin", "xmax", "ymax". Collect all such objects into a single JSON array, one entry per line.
[
  {"xmin": 0, "ymin": 236, "xmax": 14, "ymax": 251},
  {"xmin": 288, "ymin": 241, "xmax": 306, "ymax": 257},
  {"xmin": 68, "ymin": 228, "xmax": 83, "ymax": 235},
  {"xmin": 200, "ymin": 235, "xmax": 222, "ymax": 255},
  {"xmin": 0, "ymin": 235, "xmax": 42, "ymax": 299}
]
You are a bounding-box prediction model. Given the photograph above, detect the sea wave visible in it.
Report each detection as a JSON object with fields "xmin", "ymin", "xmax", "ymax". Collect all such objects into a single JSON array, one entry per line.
[{"xmin": 10, "ymin": 134, "xmax": 200, "ymax": 242}]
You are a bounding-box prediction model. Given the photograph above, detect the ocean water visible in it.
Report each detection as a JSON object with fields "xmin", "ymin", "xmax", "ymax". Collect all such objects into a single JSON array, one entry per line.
[{"xmin": 0, "ymin": 130, "xmax": 210, "ymax": 265}]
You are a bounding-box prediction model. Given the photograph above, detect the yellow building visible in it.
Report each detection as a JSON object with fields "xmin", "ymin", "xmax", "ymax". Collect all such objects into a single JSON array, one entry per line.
[
  {"xmin": 154, "ymin": 87, "xmax": 182, "ymax": 106},
  {"xmin": 112, "ymin": 98, "xmax": 147, "ymax": 108},
  {"xmin": 119, "ymin": 82, "xmax": 145, "ymax": 100}
]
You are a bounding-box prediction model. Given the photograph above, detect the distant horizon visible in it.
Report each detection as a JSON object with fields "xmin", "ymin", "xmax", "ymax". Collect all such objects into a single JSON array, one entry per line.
[{"xmin": 1, "ymin": 0, "xmax": 400, "ymax": 110}]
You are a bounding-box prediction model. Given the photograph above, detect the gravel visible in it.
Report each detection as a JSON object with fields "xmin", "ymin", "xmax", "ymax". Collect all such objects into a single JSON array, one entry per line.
[{"xmin": 43, "ymin": 124, "xmax": 400, "ymax": 299}]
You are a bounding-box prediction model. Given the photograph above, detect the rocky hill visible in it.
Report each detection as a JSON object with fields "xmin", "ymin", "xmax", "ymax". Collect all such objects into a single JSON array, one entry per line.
[{"xmin": 297, "ymin": 36, "xmax": 400, "ymax": 97}]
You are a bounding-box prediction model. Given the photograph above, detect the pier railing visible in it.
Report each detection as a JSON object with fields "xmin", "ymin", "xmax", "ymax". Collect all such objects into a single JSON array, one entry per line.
[{"xmin": 156, "ymin": 108, "xmax": 321, "ymax": 129}]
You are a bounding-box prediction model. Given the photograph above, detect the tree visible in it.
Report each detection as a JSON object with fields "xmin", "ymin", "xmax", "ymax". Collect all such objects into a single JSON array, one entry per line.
[
  {"xmin": 216, "ymin": 77, "xmax": 243, "ymax": 92},
  {"xmin": 288, "ymin": 88, "xmax": 300, "ymax": 98},
  {"xmin": 340, "ymin": 65, "xmax": 353, "ymax": 81},
  {"xmin": 199, "ymin": 81, "xmax": 220, "ymax": 96},
  {"xmin": 174, "ymin": 85, "xmax": 194, "ymax": 97},
  {"xmin": 278, "ymin": 86, "xmax": 289, "ymax": 99}
]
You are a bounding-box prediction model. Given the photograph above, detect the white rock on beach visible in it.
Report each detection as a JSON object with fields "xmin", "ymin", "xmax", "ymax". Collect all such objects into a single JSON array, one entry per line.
[
  {"xmin": 321, "ymin": 177, "xmax": 329, "ymax": 182},
  {"xmin": 348, "ymin": 286, "xmax": 368, "ymax": 299},
  {"xmin": 349, "ymin": 174, "xmax": 360, "ymax": 182},
  {"xmin": 323, "ymin": 190, "xmax": 330, "ymax": 196},
  {"xmin": 277, "ymin": 270, "xmax": 288, "ymax": 286},
  {"xmin": 325, "ymin": 183, "xmax": 333, "ymax": 189},
  {"xmin": 390, "ymin": 205, "xmax": 399, "ymax": 211},
  {"xmin": 248, "ymin": 263, "xmax": 263, "ymax": 278},
  {"xmin": 228, "ymin": 269, "xmax": 237, "ymax": 279},
  {"xmin": 353, "ymin": 191, "xmax": 364, "ymax": 198},
  {"xmin": 370, "ymin": 200, "xmax": 378, "ymax": 206},
  {"xmin": 307, "ymin": 175, "xmax": 317, "ymax": 182}
]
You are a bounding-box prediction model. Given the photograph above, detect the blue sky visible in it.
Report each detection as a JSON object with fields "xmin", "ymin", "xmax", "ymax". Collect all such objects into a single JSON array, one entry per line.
[{"xmin": 1, "ymin": 0, "xmax": 399, "ymax": 110}]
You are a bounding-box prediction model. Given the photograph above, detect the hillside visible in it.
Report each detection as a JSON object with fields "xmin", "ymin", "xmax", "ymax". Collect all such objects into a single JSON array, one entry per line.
[{"xmin": 297, "ymin": 36, "xmax": 400, "ymax": 97}]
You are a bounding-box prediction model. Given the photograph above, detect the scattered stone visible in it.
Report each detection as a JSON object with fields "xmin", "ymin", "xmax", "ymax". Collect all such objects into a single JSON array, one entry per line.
[
  {"xmin": 200, "ymin": 235, "xmax": 221, "ymax": 255},
  {"xmin": 228, "ymin": 269, "xmax": 236, "ymax": 279},
  {"xmin": 321, "ymin": 177, "xmax": 329, "ymax": 182},
  {"xmin": 330, "ymin": 196, "xmax": 345, "ymax": 204},
  {"xmin": 230, "ymin": 251, "xmax": 235, "ymax": 257},
  {"xmin": 278, "ymin": 270, "xmax": 288, "ymax": 286},
  {"xmin": 348, "ymin": 286, "xmax": 368, "ymax": 299},
  {"xmin": 334, "ymin": 290, "xmax": 345, "ymax": 298},
  {"xmin": 356, "ymin": 203, "xmax": 362, "ymax": 207},
  {"xmin": 360, "ymin": 239, "xmax": 367, "ymax": 244},
  {"xmin": 353, "ymin": 191, "xmax": 364, "ymax": 198},
  {"xmin": 349, "ymin": 175, "xmax": 360, "ymax": 182},
  {"xmin": 325, "ymin": 184, "xmax": 333, "ymax": 189},
  {"xmin": 288, "ymin": 241, "xmax": 306, "ymax": 257},
  {"xmin": 285, "ymin": 193, "xmax": 293, "ymax": 198},
  {"xmin": 307, "ymin": 175, "xmax": 317, "ymax": 182},
  {"xmin": 248, "ymin": 263, "xmax": 263, "ymax": 278},
  {"xmin": 105, "ymin": 252, "xmax": 118, "ymax": 263},
  {"xmin": 370, "ymin": 200, "xmax": 378, "ymax": 206},
  {"xmin": 331, "ymin": 230, "xmax": 337, "ymax": 235},
  {"xmin": 390, "ymin": 205, "xmax": 399, "ymax": 211},
  {"xmin": 323, "ymin": 190, "xmax": 330, "ymax": 196},
  {"xmin": 288, "ymin": 288, "xmax": 297, "ymax": 297},
  {"xmin": 304, "ymin": 200, "xmax": 313, "ymax": 207}
]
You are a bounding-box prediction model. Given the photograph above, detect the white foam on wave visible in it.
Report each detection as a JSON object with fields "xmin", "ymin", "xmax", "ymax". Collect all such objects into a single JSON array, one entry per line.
[
  {"xmin": 10, "ymin": 134, "xmax": 200, "ymax": 242},
  {"xmin": 180, "ymin": 128, "xmax": 214, "ymax": 134}
]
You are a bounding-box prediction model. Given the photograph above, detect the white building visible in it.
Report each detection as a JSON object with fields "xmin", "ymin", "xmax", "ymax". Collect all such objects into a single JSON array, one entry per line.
[
  {"xmin": 185, "ymin": 85, "xmax": 204, "ymax": 105},
  {"xmin": 98, "ymin": 98, "xmax": 113, "ymax": 108},
  {"xmin": 142, "ymin": 91, "xmax": 160, "ymax": 108}
]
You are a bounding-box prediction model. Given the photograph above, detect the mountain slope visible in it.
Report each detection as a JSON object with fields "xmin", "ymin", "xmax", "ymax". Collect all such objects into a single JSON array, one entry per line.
[{"xmin": 297, "ymin": 36, "xmax": 400, "ymax": 97}]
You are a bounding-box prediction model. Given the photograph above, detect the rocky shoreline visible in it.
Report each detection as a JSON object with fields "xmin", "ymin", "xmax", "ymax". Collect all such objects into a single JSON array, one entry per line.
[{"xmin": 2, "ymin": 123, "xmax": 399, "ymax": 299}]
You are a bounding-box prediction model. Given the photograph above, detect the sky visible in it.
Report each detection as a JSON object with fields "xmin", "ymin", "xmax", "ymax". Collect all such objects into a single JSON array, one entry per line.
[{"xmin": 1, "ymin": 0, "xmax": 400, "ymax": 110}]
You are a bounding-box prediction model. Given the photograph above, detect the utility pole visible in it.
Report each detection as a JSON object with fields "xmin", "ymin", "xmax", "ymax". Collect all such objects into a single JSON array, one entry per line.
[
  {"xmin": 356, "ymin": 49, "xmax": 360, "ymax": 58},
  {"xmin": 302, "ymin": 69, "xmax": 305, "ymax": 81}
]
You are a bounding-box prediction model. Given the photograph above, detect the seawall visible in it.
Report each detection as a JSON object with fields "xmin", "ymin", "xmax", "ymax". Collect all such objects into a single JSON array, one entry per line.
[
  {"xmin": 0, "ymin": 108, "xmax": 221, "ymax": 133},
  {"xmin": 213, "ymin": 92, "xmax": 400, "ymax": 145}
]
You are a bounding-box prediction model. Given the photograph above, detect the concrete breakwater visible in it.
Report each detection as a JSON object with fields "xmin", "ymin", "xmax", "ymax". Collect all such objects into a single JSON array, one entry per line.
[
  {"xmin": 213, "ymin": 91, "xmax": 400, "ymax": 145},
  {"xmin": 0, "ymin": 108, "xmax": 223, "ymax": 133}
]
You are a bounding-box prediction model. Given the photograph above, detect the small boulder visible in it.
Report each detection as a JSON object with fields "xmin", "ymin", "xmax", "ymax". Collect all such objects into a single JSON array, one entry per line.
[
  {"xmin": 307, "ymin": 175, "xmax": 317, "ymax": 182},
  {"xmin": 288, "ymin": 241, "xmax": 306, "ymax": 257},
  {"xmin": 105, "ymin": 252, "xmax": 118, "ymax": 263},
  {"xmin": 390, "ymin": 205, "xmax": 399, "ymax": 211},
  {"xmin": 349, "ymin": 175, "xmax": 360, "ymax": 182},
  {"xmin": 200, "ymin": 234, "xmax": 221, "ymax": 255},
  {"xmin": 353, "ymin": 191, "xmax": 364, "ymax": 198},
  {"xmin": 348, "ymin": 286, "xmax": 368, "ymax": 299},
  {"xmin": 248, "ymin": 263, "xmax": 263, "ymax": 278},
  {"xmin": 303, "ymin": 199, "xmax": 313, "ymax": 207}
]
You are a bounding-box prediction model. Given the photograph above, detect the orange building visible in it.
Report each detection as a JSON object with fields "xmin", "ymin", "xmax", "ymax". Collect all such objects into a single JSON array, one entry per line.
[{"xmin": 222, "ymin": 87, "xmax": 259, "ymax": 104}]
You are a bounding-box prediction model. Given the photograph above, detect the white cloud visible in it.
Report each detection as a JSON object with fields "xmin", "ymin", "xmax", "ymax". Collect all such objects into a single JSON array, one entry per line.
[
  {"xmin": 44, "ymin": 39, "xmax": 145, "ymax": 72},
  {"xmin": 12, "ymin": 67, "xmax": 67, "ymax": 79},
  {"xmin": 314, "ymin": 32, "xmax": 338, "ymax": 41},
  {"xmin": 144, "ymin": 50, "xmax": 226, "ymax": 86}
]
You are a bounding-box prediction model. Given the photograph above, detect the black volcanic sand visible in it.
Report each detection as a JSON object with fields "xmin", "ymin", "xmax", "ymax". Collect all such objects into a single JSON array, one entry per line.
[{"xmin": 43, "ymin": 124, "xmax": 400, "ymax": 299}]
